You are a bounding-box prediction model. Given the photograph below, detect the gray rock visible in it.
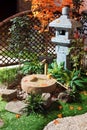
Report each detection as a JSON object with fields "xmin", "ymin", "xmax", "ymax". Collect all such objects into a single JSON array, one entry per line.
[
  {"xmin": 42, "ymin": 93, "xmax": 51, "ymax": 101},
  {"xmin": 42, "ymin": 93, "xmax": 52, "ymax": 108},
  {"xmin": 0, "ymin": 89, "xmax": 17, "ymax": 101},
  {"xmin": 43, "ymin": 113, "xmax": 87, "ymax": 130},
  {"xmin": 5, "ymin": 100, "xmax": 27, "ymax": 114}
]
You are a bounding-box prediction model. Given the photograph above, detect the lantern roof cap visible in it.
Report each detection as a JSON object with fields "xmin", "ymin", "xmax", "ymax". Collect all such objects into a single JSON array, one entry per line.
[{"xmin": 49, "ymin": 6, "xmax": 82, "ymax": 29}]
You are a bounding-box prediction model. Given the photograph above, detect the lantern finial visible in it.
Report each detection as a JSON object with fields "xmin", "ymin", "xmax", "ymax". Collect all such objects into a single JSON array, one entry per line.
[{"xmin": 62, "ymin": 6, "xmax": 70, "ymax": 16}]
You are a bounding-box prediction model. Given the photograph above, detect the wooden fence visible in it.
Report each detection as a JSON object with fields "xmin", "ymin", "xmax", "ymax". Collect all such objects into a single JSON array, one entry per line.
[{"xmin": 0, "ymin": 10, "xmax": 56, "ymax": 67}]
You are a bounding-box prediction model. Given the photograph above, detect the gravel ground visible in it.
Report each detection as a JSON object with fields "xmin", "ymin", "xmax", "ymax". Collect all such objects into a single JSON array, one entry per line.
[{"xmin": 43, "ymin": 113, "xmax": 87, "ymax": 130}]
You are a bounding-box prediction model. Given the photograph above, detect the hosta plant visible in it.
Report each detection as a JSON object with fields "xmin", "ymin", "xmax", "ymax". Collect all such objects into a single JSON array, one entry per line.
[{"xmin": 48, "ymin": 60, "xmax": 87, "ymax": 91}]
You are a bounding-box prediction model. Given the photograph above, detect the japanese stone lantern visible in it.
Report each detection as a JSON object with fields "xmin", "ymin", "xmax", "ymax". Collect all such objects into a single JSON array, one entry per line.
[{"xmin": 49, "ymin": 6, "xmax": 82, "ymax": 69}]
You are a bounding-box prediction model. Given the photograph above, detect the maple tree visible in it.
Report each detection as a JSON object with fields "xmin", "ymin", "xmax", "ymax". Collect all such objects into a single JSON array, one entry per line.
[
  {"xmin": 31, "ymin": 0, "xmax": 73, "ymax": 30},
  {"xmin": 24, "ymin": 0, "xmax": 83, "ymax": 31}
]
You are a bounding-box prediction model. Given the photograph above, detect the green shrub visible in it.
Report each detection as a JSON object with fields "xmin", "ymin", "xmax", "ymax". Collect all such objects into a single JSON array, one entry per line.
[
  {"xmin": 23, "ymin": 93, "xmax": 45, "ymax": 115},
  {"xmin": 48, "ymin": 60, "xmax": 87, "ymax": 91},
  {"xmin": 21, "ymin": 60, "xmax": 43, "ymax": 75},
  {"xmin": 0, "ymin": 67, "xmax": 18, "ymax": 85}
]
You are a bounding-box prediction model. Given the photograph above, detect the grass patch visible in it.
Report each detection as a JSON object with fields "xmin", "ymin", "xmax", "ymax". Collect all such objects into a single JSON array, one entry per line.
[
  {"xmin": 0, "ymin": 67, "xmax": 19, "ymax": 86},
  {"xmin": 0, "ymin": 92, "xmax": 87, "ymax": 130},
  {"xmin": 0, "ymin": 65, "xmax": 87, "ymax": 130}
]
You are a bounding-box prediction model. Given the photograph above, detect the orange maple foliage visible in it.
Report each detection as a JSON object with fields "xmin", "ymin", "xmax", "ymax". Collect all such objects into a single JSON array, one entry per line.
[
  {"xmin": 31, "ymin": 0, "xmax": 73, "ymax": 29},
  {"xmin": 24, "ymin": 0, "xmax": 73, "ymax": 30}
]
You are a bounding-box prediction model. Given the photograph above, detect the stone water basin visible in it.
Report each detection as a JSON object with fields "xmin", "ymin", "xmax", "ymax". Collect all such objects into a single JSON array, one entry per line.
[{"xmin": 21, "ymin": 74, "xmax": 57, "ymax": 94}]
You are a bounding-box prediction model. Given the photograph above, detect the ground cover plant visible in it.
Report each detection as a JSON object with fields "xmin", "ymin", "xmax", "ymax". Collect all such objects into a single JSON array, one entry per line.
[
  {"xmin": 0, "ymin": 67, "xmax": 19, "ymax": 86},
  {"xmin": 0, "ymin": 59, "xmax": 87, "ymax": 130},
  {"xmin": 0, "ymin": 91, "xmax": 87, "ymax": 130},
  {"xmin": 48, "ymin": 60, "xmax": 87, "ymax": 88}
]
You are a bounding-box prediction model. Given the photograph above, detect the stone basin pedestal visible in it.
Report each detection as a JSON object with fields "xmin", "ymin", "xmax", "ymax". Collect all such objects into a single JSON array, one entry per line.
[{"xmin": 21, "ymin": 74, "xmax": 57, "ymax": 94}]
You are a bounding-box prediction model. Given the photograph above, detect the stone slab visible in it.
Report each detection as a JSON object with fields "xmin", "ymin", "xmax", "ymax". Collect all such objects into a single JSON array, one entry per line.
[
  {"xmin": 43, "ymin": 113, "xmax": 87, "ymax": 130},
  {"xmin": 0, "ymin": 89, "xmax": 17, "ymax": 101},
  {"xmin": 5, "ymin": 100, "xmax": 27, "ymax": 114}
]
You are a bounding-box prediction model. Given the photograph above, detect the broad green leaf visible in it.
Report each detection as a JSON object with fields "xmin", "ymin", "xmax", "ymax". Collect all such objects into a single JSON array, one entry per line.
[{"xmin": 74, "ymin": 80, "xmax": 85, "ymax": 87}]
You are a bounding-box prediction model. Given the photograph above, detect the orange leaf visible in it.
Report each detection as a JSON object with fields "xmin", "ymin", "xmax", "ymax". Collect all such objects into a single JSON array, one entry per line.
[
  {"xmin": 77, "ymin": 106, "xmax": 82, "ymax": 111},
  {"xmin": 40, "ymin": 84, "xmax": 48, "ymax": 87},
  {"xmin": 34, "ymin": 25, "xmax": 40, "ymax": 30},
  {"xmin": 69, "ymin": 106, "xmax": 74, "ymax": 110},
  {"xmin": 83, "ymin": 91, "xmax": 87, "ymax": 95},
  {"xmin": 57, "ymin": 113, "xmax": 63, "ymax": 118},
  {"xmin": 47, "ymin": 74, "xmax": 52, "ymax": 79},
  {"xmin": 53, "ymin": 119, "xmax": 59, "ymax": 125},
  {"xmin": 16, "ymin": 114, "xmax": 21, "ymax": 118},
  {"xmin": 58, "ymin": 105, "xmax": 63, "ymax": 110}
]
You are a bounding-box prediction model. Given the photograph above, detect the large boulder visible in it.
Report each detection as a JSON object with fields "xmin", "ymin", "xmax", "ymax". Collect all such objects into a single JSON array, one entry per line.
[{"xmin": 43, "ymin": 113, "xmax": 87, "ymax": 130}]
